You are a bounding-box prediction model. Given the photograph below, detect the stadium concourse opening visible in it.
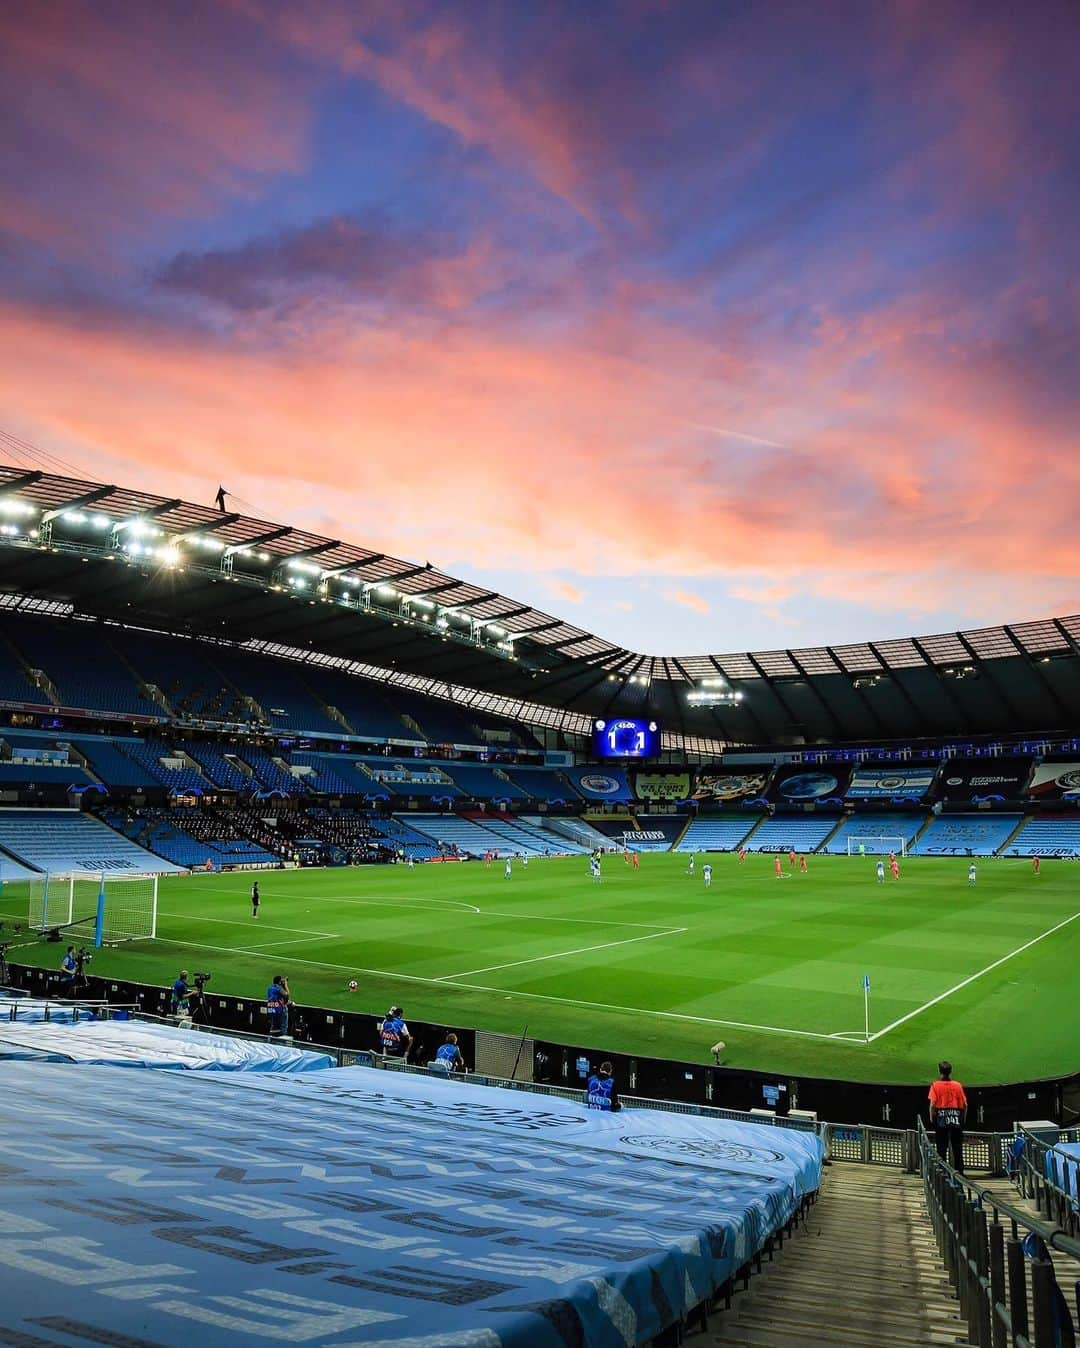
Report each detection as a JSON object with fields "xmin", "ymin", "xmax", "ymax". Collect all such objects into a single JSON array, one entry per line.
[{"xmin": 0, "ymin": 468, "xmax": 1074, "ymax": 1102}]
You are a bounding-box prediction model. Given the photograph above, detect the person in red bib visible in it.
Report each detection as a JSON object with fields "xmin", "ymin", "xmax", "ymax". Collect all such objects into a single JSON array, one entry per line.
[{"xmin": 928, "ymin": 1060, "xmax": 968, "ymax": 1171}]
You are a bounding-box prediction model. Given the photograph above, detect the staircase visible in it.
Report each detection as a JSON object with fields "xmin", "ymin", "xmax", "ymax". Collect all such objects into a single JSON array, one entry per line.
[{"xmin": 700, "ymin": 1163, "xmax": 971, "ymax": 1346}]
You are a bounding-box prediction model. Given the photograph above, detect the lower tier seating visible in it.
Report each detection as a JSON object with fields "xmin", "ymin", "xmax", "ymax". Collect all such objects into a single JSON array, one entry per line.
[
  {"xmin": 821, "ymin": 812, "xmax": 928, "ymax": 854},
  {"xmin": 0, "ymin": 1058, "xmax": 822, "ymax": 1347},
  {"xmin": 912, "ymin": 813, "xmax": 1022, "ymax": 855},
  {"xmin": 1003, "ymin": 815, "xmax": 1080, "ymax": 857},
  {"xmin": 676, "ymin": 815, "xmax": 758, "ymax": 852},
  {"xmin": 743, "ymin": 815, "xmax": 840, "ymax": 852},
  {"xmin": 0, "ymin": 809, "xmax": 186, "ymax": 873}
]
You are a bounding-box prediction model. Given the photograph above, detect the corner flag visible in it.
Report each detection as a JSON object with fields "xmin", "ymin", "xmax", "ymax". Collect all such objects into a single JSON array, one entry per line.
[{"xmin": 862, "ymin": 973, "xmax": 871, "ymax": 1042}]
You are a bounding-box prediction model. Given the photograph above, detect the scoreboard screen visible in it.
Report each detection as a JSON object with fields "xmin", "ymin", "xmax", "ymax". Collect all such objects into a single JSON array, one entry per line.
[{"xmin": 592, "ymin": 717, "xmax": 660, "ymax": 759}]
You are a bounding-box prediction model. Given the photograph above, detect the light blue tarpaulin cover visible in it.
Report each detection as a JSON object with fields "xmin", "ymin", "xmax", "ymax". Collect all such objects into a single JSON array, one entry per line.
[
  {"xmin": 0, "ymin": 1018, "xmax": 334, "ymax": 1071},
  {"xmin": 0, "ymin": 1061, "xmax": 821, "ymax": 1347}
]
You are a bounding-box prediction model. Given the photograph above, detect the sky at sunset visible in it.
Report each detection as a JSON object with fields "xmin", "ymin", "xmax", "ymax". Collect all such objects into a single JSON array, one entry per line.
[{"xmin": 1, "ymin": 0, "xmax": 1077, "ymax": 655}]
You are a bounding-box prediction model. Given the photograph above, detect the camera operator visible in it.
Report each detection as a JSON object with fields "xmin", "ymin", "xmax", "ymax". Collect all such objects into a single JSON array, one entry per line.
[
  {"xmin": 266, "ymin": 973, "xmax": 289, "ymax": 1037},
  {"xmin": 59, "ymin": 945, "xmax": 77, "ymax": 993},
  {"xmin": 188, "ymin": 972, "xmax": 212, "ymax": 1025},
  {"xmin": 170, "ymin": 969, "xmax": 191, "ymax": 1017},
  {"xmin": 72, "ymin": 946, "xmax": 92, "ymax": 994}
]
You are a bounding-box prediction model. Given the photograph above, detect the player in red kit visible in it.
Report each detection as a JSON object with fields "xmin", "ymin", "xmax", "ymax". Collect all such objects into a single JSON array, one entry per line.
[
  {"xmin": 799, "ymin": 854, "xmax": 808, "ymax": 873},
  {"xmin": 631, "ymin": 852, "xmax": 640, "ymax": 870},
  {"xmin": 788, "ymin": 848, "xmax": 796, "ymax": 868},
  {"xmin": 774, "ymin": 855, "xmax": 783, "ymax": 879},
  {"xmin": 738, "ymin": 846, "xmax": 746, "ymax": 864},
  {"xmin": 1033, "ymin": 856, "xmax": 1040, "ymax": 874},
  {"xmin": 890, "ymin": 857, "xmax": 900, "ymax": 880}
]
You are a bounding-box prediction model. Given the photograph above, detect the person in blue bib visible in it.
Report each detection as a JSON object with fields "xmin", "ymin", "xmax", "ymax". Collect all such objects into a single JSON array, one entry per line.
[
  {"xmin": 378, "ymin": 1006, "xmax": 413, "ymax": 1059},
  {"xmin": 170, "ymin": 970, "xmax": 191, "ymax": 1016},
  {"xmin": 266, "ymin": 974, "xmax": 289, "ymax": 1037},
  {"xmin": 435, "ymin": 1031, "xmax": 467, "ymax": 1073},
  {"xmin": 586, "ymin": 1061, "xmax": 621, "ymax": 1112}
]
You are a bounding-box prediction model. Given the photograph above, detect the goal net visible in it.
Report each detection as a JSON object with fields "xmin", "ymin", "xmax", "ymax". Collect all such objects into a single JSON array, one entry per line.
[
  {"xmin": 846, "ymin": 836, "xmax": 907, "ymax": 857},
  {"xmin": 28, "ymin": 873, "xmax": 158, "ymax": 946}
]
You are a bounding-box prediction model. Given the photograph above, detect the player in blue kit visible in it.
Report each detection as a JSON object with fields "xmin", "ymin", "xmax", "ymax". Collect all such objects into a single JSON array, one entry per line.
[
  {"xmin": 703, "ymin": 862, "xmax": 712, "ymax": 888},
  {"xmin": 876, "ymin": 860, "xmax": 886, "ymax": 883}
]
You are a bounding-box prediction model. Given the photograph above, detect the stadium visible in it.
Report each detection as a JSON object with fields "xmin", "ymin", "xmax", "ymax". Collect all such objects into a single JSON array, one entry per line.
[
  {"xmin": 3, "ymin": 4, "xmax": 1079, "ymax": 1344},
  {"xmin": 0, "ymin": 464, "xmax": 1077, "ymax": 1345}
]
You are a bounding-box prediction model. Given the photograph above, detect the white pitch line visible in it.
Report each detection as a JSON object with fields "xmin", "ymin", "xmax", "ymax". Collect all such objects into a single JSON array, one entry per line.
[
  {"xmin": 867, "ymin": 908, "xmax": 1080, "ymax": 1044},
  {"xmin": 295, "ymin": 895, "xmax": 482, "ymax": 916},
  {"xmin": 148, "ymin": 937, "xmax": 843, "ymax": 1038},
  {"xmin": 436, "ymin": 927, "xmax": 688, "ymax": 981}
]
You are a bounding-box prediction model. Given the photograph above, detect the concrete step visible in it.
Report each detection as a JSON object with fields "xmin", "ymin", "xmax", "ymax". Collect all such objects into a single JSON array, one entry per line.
[{"xmin": 696, "ymin": 1164, "xmax": 974, "ymax": 1347}]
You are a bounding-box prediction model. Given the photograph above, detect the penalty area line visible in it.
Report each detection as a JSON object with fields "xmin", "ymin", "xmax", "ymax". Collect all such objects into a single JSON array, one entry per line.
[
  {"xmin": 435, "ymin": 927, "xmax": 687, "ymax": 981},
  {"xmin": 145, "ymin": 937, "xmax": 845, "ymax": 1040},
  {"xmin": 866, "ymin": 908, "xmax": 1080, "ymax": 1044}
]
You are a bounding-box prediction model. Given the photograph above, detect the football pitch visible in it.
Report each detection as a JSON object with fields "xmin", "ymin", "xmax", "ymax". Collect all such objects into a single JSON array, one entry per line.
[{"xmin": 2, "ymin": 853, "xmax": 1077, "ymax": 1084}]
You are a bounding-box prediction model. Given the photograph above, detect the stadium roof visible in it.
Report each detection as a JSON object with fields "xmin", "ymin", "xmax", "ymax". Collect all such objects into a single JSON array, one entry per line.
[{"xmin": 0, "ymin": 465, "xmax": 1077, "ymax": 747}]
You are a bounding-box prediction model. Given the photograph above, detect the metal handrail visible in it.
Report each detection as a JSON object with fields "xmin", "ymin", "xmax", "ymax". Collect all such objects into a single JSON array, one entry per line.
[{"xmin": 917, "ymin": 1118, "xmax": 1080, "ymax": 1348}]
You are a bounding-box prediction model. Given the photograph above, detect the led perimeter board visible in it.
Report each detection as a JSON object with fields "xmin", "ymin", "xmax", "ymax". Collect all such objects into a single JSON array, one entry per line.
[{"xmin": 592, "ymin": 717, "xmax": 661, "ymax": 759}]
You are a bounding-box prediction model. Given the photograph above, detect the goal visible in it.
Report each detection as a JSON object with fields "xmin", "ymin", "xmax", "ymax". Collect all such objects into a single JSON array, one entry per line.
[
  {"xmin": 846, "ymin": 836, "xmax": 907, "ymax": 857},
  {"xmin": 28, "ymin": 872, "xmax": 158, "ymax": 946}
]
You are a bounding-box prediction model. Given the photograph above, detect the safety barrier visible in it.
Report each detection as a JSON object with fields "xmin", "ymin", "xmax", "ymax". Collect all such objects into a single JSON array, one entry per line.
[{"xmin": 918, "ymin": 1118, "xmax": 1080, "ymax": 1346}]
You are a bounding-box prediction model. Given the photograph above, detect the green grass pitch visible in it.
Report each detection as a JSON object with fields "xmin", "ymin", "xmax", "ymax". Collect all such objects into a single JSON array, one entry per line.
[{"xmin": 2, "ymin": 852, "xmax": 1076, "ymax": 1084}]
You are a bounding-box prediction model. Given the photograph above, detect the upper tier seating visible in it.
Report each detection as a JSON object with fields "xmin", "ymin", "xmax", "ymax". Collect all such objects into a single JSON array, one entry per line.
[
  {"xmin": 114, "ymin": 740, "xmax": 210, "ymax": 794},
  {"xmin": 299, "ymin": 666, "xmax": 416, "ymax": 740},
  {"xmin": 1003, "ymin": 816, "xmax": 1080, "ymax": 857},
  {"xmin": 676, "ymin": 815, "xmax": 758, "ymax": 852},
  {"xmin": 505, "ymin": 767, "xmax": 580, "ymax": 801},
  {"xmin": 127, "ymin": 631, "xmax": 250, "ymax": 721},
  {"xmin": 179, "ymin": 741, "xmax": 250, "ymax": 792},
  {"xmin": 0, "ymin": 635, "xmax": 46, "ymax": 702},
  {"xmin": 365, "ymin": 762, "xmax": 462, "ymax": 799},
  {"xmin": 442, "ymin": 763, "xmax": 526, "ymax": 799},
  {"xmin": 234, "ymin": 746, "xmax": 310, "ymax": 795},
  {"xmin": 206, "ymin": 649, "xmax": 342, "ymax": 735},
  {"xmin": 391, "ymin": 690, "xmax": 486, "ymax": 744},
  {"xmin": 822, "ymin": 813, "xmax": 928, "ymax": 854},
  {"xmin": 0, "ymin": 736, "xmax": 92, "ymax": 787},
  {"xmin": 912, "ymin": 814, "xmax": 1022, "ymax": 856},
  {"xmin": 0, "ymin": 1060, "xmax": 821, "ymax": 1347},
  {"xmin": 0, "ymin": 809, "xmax": 185, "ymax": 873},
  {"xmin": 5, "ymin": 620, "xmax": 160, "ymax": 716},
  {"xmin": 289, "ymin": 751, "xmax": 363, "ymax": 795},
  {"xmin": 744, "ymin": 815, "xmax": 841, "ymax": 852},
  {"xmin": 67, "ymin": 737, "xmax": 158, "ymax": 789}
]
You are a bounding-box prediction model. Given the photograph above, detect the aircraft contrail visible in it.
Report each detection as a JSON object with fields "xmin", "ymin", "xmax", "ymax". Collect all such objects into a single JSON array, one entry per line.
[{"xmin": 686, "ymin": 421, "xmax": 791, "ymax": 450}]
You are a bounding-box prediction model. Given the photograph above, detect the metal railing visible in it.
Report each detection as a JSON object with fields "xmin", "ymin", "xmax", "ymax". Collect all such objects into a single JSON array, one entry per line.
[{"xmin": 918, "ymin": 1118, "xmax": 1080, "ymax": 1347}]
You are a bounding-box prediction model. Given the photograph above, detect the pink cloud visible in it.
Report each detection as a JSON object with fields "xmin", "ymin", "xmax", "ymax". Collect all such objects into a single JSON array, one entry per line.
[
  {"xmin": 665, "ymin": 588, "xmax": 710, "ymax": 615},
  {"xmin": 546, "ymin": 578, "xmax": 586, "ymax": 605}
]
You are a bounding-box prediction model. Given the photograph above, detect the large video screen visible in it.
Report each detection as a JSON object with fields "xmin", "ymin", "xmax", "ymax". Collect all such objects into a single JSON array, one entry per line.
[{"xmin": 591, "ymin": 717, "xmax": 660, "ymax": 760}]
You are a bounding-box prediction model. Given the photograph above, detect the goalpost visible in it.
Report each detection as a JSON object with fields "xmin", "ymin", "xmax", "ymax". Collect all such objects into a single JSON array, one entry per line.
[
  {"xmin": 846, "ymin": 836, "xmax": 907, "ymax": 857},
  {"xmin": 27, "ymin": 872, "xmax": 158, "ymax": 946}
]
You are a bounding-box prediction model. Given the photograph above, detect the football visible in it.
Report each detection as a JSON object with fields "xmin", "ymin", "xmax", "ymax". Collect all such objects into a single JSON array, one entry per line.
[{"xmin": 348, "ymin": 979, "xmax": 358, "ymax": 992}]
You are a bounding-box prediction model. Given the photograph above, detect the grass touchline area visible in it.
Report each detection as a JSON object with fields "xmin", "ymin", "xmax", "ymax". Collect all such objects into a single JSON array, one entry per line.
[{"xmin": 1, "ymin": 852, "xmax": 1075, "ymax": 1085}]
